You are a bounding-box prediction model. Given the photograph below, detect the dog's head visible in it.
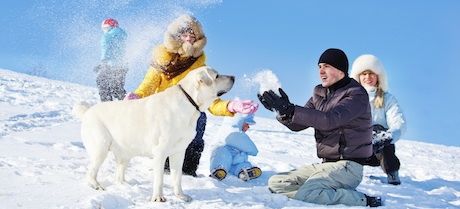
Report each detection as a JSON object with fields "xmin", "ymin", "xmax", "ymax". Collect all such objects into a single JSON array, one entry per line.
[{"xmin": 179, "ymin": 66, "xmax": 234, "ymax": 112}]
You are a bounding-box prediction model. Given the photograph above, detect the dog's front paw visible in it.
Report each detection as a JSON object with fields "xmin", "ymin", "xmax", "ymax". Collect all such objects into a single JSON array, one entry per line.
[
  {"xmin": 151, "ymin": 195, "xmax": 166, "ymax": 202},
  {"xmin": 94, "ymin": 185, "xmax": 105, "ymax": 191},
  {"xmin": 87, "ymin": 180, "xmax": 105, "ymax": 191},
  {"xmin": 176, "ymin": 194, "xmax": 192, "ymax": 202}
]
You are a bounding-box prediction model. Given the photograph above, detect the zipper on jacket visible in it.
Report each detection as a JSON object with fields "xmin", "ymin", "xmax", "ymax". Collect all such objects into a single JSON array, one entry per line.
[
  {"xmin": 338, "ymin": 128, "xmax": 346, "ymax": 159},
  {"xmin": 319, "ymin": 89, "xmax": 333, "ymax": 111}
]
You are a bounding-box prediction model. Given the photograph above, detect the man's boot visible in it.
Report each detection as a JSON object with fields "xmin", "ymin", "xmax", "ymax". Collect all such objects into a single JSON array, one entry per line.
[{"xmin": 387, "ymin": 170, "xmax": 401, "ymax": 185}]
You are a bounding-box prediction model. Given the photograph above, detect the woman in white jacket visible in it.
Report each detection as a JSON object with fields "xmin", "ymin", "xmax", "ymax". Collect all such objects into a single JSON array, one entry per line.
[{"xmin": 351, "ymin": 54, "xmax": 406, "ymax": 185}]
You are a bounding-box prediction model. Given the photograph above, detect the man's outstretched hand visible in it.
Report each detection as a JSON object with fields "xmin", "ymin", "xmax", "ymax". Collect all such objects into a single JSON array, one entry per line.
[{"xmin": 257, "ymin": 88, "xmax": 294, "ymax": 118}]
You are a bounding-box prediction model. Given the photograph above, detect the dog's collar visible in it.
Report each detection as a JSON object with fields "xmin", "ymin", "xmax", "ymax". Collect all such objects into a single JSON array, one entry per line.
[{"xmin": 178, "ymin": 85, "xmax": 201, "ymax": 112}]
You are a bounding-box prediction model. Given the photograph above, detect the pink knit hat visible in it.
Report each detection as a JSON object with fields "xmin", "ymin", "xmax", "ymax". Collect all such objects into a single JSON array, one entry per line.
[{"xmin": 101, "ymin": 18, "xmax": 119, "ymax": 28}]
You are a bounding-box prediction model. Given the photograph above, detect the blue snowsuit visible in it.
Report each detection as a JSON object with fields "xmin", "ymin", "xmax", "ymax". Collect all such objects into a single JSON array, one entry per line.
[{"xmin": 210, "ymin": 114, "xmax": 258, "ymax": 176}]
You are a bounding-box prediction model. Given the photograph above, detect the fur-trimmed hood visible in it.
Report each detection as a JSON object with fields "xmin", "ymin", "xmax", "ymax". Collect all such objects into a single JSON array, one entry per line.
[
  {"xmin": 351, "ymin": 54, "xmax": 388, "ymax": 92},
  {"xmin": 163, "ymin": 14, "xmax": 207, "ymax": 58}
]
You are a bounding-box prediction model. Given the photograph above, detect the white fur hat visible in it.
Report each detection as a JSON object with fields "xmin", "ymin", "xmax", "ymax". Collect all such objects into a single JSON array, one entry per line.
[
  {"xmin": 351, "ymin": 54, "xmax": 388, "ymax": 91},
  {"xmin": 163, "ymin": 14, "xmax": 207, "ymax": 58}
]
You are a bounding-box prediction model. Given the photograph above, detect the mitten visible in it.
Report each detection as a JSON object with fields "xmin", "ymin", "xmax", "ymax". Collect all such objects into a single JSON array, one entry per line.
[
  {"xmin": 372, "ymin": 124, "xmax": 393, "ymax": 153},
  {"xmin": 227, "ymin": 100, "xmax": 259, "ymax": 114},
  {"xmin": 124, "ymin": 92, "xmax": 140, "ymax": 100}
]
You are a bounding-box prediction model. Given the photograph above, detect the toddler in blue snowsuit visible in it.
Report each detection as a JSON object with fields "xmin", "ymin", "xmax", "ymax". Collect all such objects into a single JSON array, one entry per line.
[{"xmin": 210, "ymin": 114, "xmax": 262, "ymax": 181}]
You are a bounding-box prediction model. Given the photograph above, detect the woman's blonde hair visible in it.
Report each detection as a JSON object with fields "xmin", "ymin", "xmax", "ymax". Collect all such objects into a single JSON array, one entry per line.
[
  {"xmin": 360, "ymin": 70, "xmax": 384, "ymax": 108},
  {"xmin": 374, "ymin": 81, "xmax": 385, "ymax": 108}
]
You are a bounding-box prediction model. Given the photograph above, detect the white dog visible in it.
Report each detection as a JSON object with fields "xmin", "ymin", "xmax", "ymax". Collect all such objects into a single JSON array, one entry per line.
[{"xmin": 73, "ymin": 66, "xmax": 234, "ymax": 202}]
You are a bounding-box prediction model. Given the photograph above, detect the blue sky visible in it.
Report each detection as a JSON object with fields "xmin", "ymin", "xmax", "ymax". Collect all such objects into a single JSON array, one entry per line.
[{"xmin": 1, "ymin": 0, "xmax": 459, "ymax": 146}]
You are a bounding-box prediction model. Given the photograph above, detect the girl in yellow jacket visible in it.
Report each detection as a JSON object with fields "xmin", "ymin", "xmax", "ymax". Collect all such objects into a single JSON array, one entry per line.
[{"xmin": 125, "ymin": 14, "xmax": 258, "ymax": 176}]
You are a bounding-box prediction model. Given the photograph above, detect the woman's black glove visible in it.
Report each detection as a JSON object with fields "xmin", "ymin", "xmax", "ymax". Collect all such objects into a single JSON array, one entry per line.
[
  {"xmin": 372, "ymin": 124, "xmax": 393, "ymax": 154},
  {"xmin": 257, "ymin": 88, "xmax": 295, "ymax": 118}
]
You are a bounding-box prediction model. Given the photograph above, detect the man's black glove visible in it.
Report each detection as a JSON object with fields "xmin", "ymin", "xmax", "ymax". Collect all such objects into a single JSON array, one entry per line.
[
  {"xmin": 257, "ymin": 88, "xmax": 295, "ymax": 118},
  {"xmin": 257, "ymin": 92, "xmax": 273, "ymax": 110}
]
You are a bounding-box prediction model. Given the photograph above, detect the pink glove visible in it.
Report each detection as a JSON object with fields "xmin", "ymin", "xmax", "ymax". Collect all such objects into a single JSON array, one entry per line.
[
  {"xmin": 227, "ymin": 100, "xmax": 259, "ymax": 114},
  {"xmin": 124, "ymin": 92, "xmax": 140, "ymax": 100}
]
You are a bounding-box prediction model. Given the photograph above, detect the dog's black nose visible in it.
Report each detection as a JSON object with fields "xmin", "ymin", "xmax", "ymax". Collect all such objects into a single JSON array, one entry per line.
[{"xmin": 230, "ymin": 76, "xmax": 235, "ymax": 83}]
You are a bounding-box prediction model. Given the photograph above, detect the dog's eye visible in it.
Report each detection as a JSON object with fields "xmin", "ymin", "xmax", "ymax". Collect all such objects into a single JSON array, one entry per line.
[{"xmin": 216, "ymin": 74, "xmax": 220, "ymax": 79}]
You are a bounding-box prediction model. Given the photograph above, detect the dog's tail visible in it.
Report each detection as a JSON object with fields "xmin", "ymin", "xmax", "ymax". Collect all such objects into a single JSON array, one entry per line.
[{"xmin": 72, "ymin": 101, "xmax": 91, "ymax": 119}]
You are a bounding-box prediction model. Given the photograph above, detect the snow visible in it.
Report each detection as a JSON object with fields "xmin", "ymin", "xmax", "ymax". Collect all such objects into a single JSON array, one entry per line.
[
  {"xmin": 1, "ymin": 68, "xmax": 459, "ymax": 209},
  {"xmin": 252, "ymin": 70, "xmax": 282, "ymax": 96}
]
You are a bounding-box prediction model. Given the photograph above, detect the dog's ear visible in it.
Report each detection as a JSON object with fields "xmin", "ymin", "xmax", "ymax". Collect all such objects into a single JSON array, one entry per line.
[{"xmin": 198, "ymin": 68, "xmax": 214, "ymax": 86}]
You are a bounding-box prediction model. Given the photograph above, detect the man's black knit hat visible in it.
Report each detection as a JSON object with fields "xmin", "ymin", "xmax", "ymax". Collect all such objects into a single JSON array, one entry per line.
[{"xmin": 318, "ymin": 48, "xmax": 349, "ymax": 75}]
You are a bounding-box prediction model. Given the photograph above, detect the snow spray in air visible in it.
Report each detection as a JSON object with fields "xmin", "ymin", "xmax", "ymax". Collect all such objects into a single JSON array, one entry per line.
[{"xmin": 252, "ymin": 70, "xmax": 282, "ymax": 96}]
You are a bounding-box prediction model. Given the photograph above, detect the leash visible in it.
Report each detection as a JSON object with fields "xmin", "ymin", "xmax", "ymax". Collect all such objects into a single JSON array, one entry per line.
[{"xmin": 178, "ymin": 85, "xmax": 201, "ymax": 112}]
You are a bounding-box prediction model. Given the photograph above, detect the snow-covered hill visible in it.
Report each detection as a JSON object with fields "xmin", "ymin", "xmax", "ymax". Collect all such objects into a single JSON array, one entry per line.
[{"xmin": 1, "ymin": 69, "xmax": 459, "ymax": 209}]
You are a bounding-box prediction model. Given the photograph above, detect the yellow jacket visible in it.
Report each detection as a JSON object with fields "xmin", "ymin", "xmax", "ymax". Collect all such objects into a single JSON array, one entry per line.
[{"xmin": 134, "ymin": 45, "xmax": 234, "ymax": 116}]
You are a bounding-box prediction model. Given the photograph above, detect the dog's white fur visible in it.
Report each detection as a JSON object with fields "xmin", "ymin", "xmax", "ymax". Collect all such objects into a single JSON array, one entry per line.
[{"xmin": 73, "ymin": 66, "xmax": 234, "ymax": 202}]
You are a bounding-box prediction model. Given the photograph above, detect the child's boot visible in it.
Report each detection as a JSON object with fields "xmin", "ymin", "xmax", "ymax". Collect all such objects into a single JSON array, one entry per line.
[
  {"xmin": 238, "ymin": 167, "xmax": 262, "ymax": 181},
  {"xmin": 210, "ymin": 168, "xmax": 227, "ymax": 180}
]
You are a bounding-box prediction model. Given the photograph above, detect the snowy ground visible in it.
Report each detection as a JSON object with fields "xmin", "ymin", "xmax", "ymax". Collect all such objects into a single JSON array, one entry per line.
[{"xmin": 1, "ymin": 68, "xmax": 459, "ymax": 209}]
